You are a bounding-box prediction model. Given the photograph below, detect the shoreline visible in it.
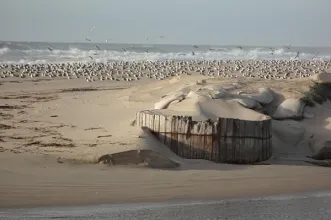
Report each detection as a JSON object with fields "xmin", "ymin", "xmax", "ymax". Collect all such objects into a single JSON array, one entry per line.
[
  {"xmin": 2, "ymin": 189, "xmax": 331, "ymax": 210},
  {"xmin": 1, "ymin": 153, "xmax": 331, "ymax": 209}
]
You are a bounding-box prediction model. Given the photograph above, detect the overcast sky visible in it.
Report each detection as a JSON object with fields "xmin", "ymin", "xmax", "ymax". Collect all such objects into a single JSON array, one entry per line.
[{"xmin": 1, "ymin": 0, "xmax": 331, "ymax": 46}]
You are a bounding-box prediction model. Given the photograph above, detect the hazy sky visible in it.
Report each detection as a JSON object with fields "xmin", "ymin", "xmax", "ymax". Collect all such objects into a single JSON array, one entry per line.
[{"xmin": 1, "ymin": 0, "xmax": 331, "ymax": 46}]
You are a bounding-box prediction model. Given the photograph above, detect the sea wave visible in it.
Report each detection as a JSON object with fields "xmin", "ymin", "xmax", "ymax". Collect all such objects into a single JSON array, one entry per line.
[{"xmin": 0, "ymin": 46, "xmax": 330, "ymax": 64}]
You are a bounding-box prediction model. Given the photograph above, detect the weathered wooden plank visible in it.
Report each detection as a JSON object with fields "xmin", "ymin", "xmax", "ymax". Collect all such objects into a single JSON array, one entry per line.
[
  {"xmin": 211, "ymin": 119, "xmax": 220, "ymax": 162},
  {"xmin": 267, "ymin": 119, "xmax": 272, "ymax": 159},
  {"xmin": 199, "ymin": 121, "xmax": 207, "ymax": 159},
  {"xmin": 225, "ymin": 118, "xmax": 234, "ymax": 163},
  {"xmin": 259, "ymin": 120, "xmax": 268, "ymax": 161},
  {"xmin": 233, "ymin": 119, "xmax": 241, "ymax": 163},
  {"xmin": 247, "ymin": 120, "xmax": 256, "ymax": 163},
  {"xmin": 193, "ymin": 122, "xmax": 201, "ymax": 159},
  {"xmin": 254, "ymin": 121, "xmax": 261, "ymax": 162},
  {"xmin": 265, "ymin": 119, "xmax": 272, "ymax": 160},
  {"xmin": 139, "ymin": 111, "xmax": 143, "ymax": 127},
  {"xmin": 158, "ymin": 115, "xmax": 166, "ymax": 144},
  {"xmin": 150, "ymin": 114, "xmax": 155, "ymax": 132},
  {"xmin": 153, "ymin": 114, "xmax": 160, "ymax": 140},
  {"xmin": 240, "ymin": 119, "xmax": 247, "ymax": 163},
  {"xmin": 189, "ymin": 122, "xmax": 195, "ymax": 159},
  {"xmin": 145, "ymin": 112, "xmax": 150, "ymax": 129},
  {"xmin": 170, "ymin": 116, "xmax": 178, "ymax": 154},
  {"xmin": 183, "ymin": 117, "xmax": 192, "ymax": 159},
  {"xmin": 264, "ymin": 120, "xmax": 268, "ymax": 160},
  {"xmin": 263, "ymin": 120, "xmax": 268, "ymax": 161},
  {"xmin": 219, "ymin": 118, "xmax": 227, "ymax": 162},
  {"xmin": 204, "ymin": 120, "xmax": 213, "ymax": 161},
  {"xmin": 177, "ymin": 117, "xmax": 185, "ymax": 158},
  {"xmin": 164, "ymin": 116, "xmax": 172, "ymax": 149}
]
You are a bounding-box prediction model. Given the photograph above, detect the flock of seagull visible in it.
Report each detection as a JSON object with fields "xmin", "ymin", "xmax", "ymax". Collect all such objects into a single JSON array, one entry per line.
[{"xmin": 0, "ymin": 59, "xmax": 329, "ymax": 83}]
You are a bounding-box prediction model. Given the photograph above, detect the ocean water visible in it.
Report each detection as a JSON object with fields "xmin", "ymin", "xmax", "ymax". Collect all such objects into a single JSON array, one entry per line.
[
  {"xmin": 1, "ymin": 41, "xmax": 331, "ymax": 64},
  {"xmin": 1, "ymin": 191, "xmax": 331, "ymax": 220}
]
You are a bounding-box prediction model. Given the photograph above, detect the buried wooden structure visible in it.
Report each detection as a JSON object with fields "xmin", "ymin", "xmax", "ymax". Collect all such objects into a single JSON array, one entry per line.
[{"xmin": 136, "ymin": 110, "xmax": 272, "ymax": 164}]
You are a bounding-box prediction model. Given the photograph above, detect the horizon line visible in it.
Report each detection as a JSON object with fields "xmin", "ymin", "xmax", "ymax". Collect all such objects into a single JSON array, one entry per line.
[{"xmin": 1, "ymin": 40, "xmax": 331, "ymax": 48}]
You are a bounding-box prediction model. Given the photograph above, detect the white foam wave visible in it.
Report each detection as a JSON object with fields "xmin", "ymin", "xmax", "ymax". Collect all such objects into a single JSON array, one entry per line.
[
  {"xmin": 0, "ymin": 47, "xmax": 330, "ymax": 64},
  {"xmin": 0, "ymin": 47, "xmax": 10, "ymax": 55}
]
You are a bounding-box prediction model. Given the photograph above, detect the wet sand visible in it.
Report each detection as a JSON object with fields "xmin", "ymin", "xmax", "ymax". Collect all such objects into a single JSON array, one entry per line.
[{"xmin": 1, "ymin": 191, "xmax": 331, "ymax": 220}]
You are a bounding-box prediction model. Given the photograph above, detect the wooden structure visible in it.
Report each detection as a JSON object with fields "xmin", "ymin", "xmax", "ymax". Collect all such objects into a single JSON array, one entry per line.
[{"xmin": 136, "ymin": 110, "xmax": 272, "ymax": 164}]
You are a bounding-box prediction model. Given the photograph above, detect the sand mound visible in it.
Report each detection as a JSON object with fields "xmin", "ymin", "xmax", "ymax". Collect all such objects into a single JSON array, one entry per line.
[
  {"xmin": 97, "ymin": 149, "xmax": 180, "ymax": 169},
  {"xmin": 239, "ymin": 88, "xmax": 274, "ymax": 104},
  {"xmin": 94, "ymin": 127, "xmax": 181, "ymax": 169},
  {"xmin": 310, "ymin": 72, "xmax": 331, "ymax": 83},
  {"xmin": 272, "ymin": 98, "xmax": 305, "ymax": 120},
  {"xmin": 154, "ymin": 80, "xmax": 270, "ymax": 121}
]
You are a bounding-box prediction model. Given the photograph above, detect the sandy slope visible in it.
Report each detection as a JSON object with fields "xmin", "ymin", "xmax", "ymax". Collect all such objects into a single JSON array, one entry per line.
[{"xmin": 1, "ymin": 76, "xmax": 331, "ymax": 208}]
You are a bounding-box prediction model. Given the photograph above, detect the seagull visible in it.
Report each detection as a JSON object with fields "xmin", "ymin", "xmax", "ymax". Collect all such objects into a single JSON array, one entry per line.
[
  {"xmin": 121, "ymin": 48, "xmax": 127, "ymax": 52},
  {"xmin": 269, "ymin": 47, "xmax": 275, "ymax": 55},
  {"xmin": 85, "ymin": 37, "xmax": 91, "ymax": 42},
  {"xmin": 192, "ymin": 51, "xmax": 196, "ymax": 55},
  {"xmin": 89, "ymin": 56, "xmax": 93, "ymax": 60},
  {"xmin": 237, "ymin": 46, "xmax": 242, "ymax": 50},
  {"xmin": 178, "ymin": 53, "xmax": 186, "ymax": 56},
  {"xmin": 312, "ymin": 52, "xmax": 320, "ymax": 59},
  {"xmin": 145, "ymin": 49, "xmax": 149, "ymax": 53},
  {"xmin": 21, "ymin": 57, "xmax": 26, "ymax": 60},
  {"xmin": 284, "ymin": 45, "xmax": 291, "ymax": 49},
  {"xmin": 209, "ymin": 48, "xmax": 215, "ymax": 51},
  {"xmin": 94, "ymin": 45, "xmax": 100, "ymax": 50},
  {"xmin": 193, "ymin": 45, "xmax": 198, "ymax": 48},
  {"xmin": 47, "ymin": 46, "xmax": 53, "ymax": 52},
  {"xmin": 105, "ymin": 38, "xmax": 111, "ymax": 43},
  {"xmin": 294, "ymin": 52, "xmax": 300, "ymax": 59}
]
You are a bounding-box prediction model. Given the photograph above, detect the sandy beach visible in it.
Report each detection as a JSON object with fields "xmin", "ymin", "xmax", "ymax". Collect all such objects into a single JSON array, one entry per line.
[{"xmin": 1, "ymin": 62, "xmax": 331, "ymax": 208}]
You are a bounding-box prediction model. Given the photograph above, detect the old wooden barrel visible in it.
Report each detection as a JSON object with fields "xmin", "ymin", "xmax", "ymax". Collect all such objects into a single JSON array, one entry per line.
[{"xmin": 136, "ymin": 109, "xmax": 272, "ymax": 164}]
